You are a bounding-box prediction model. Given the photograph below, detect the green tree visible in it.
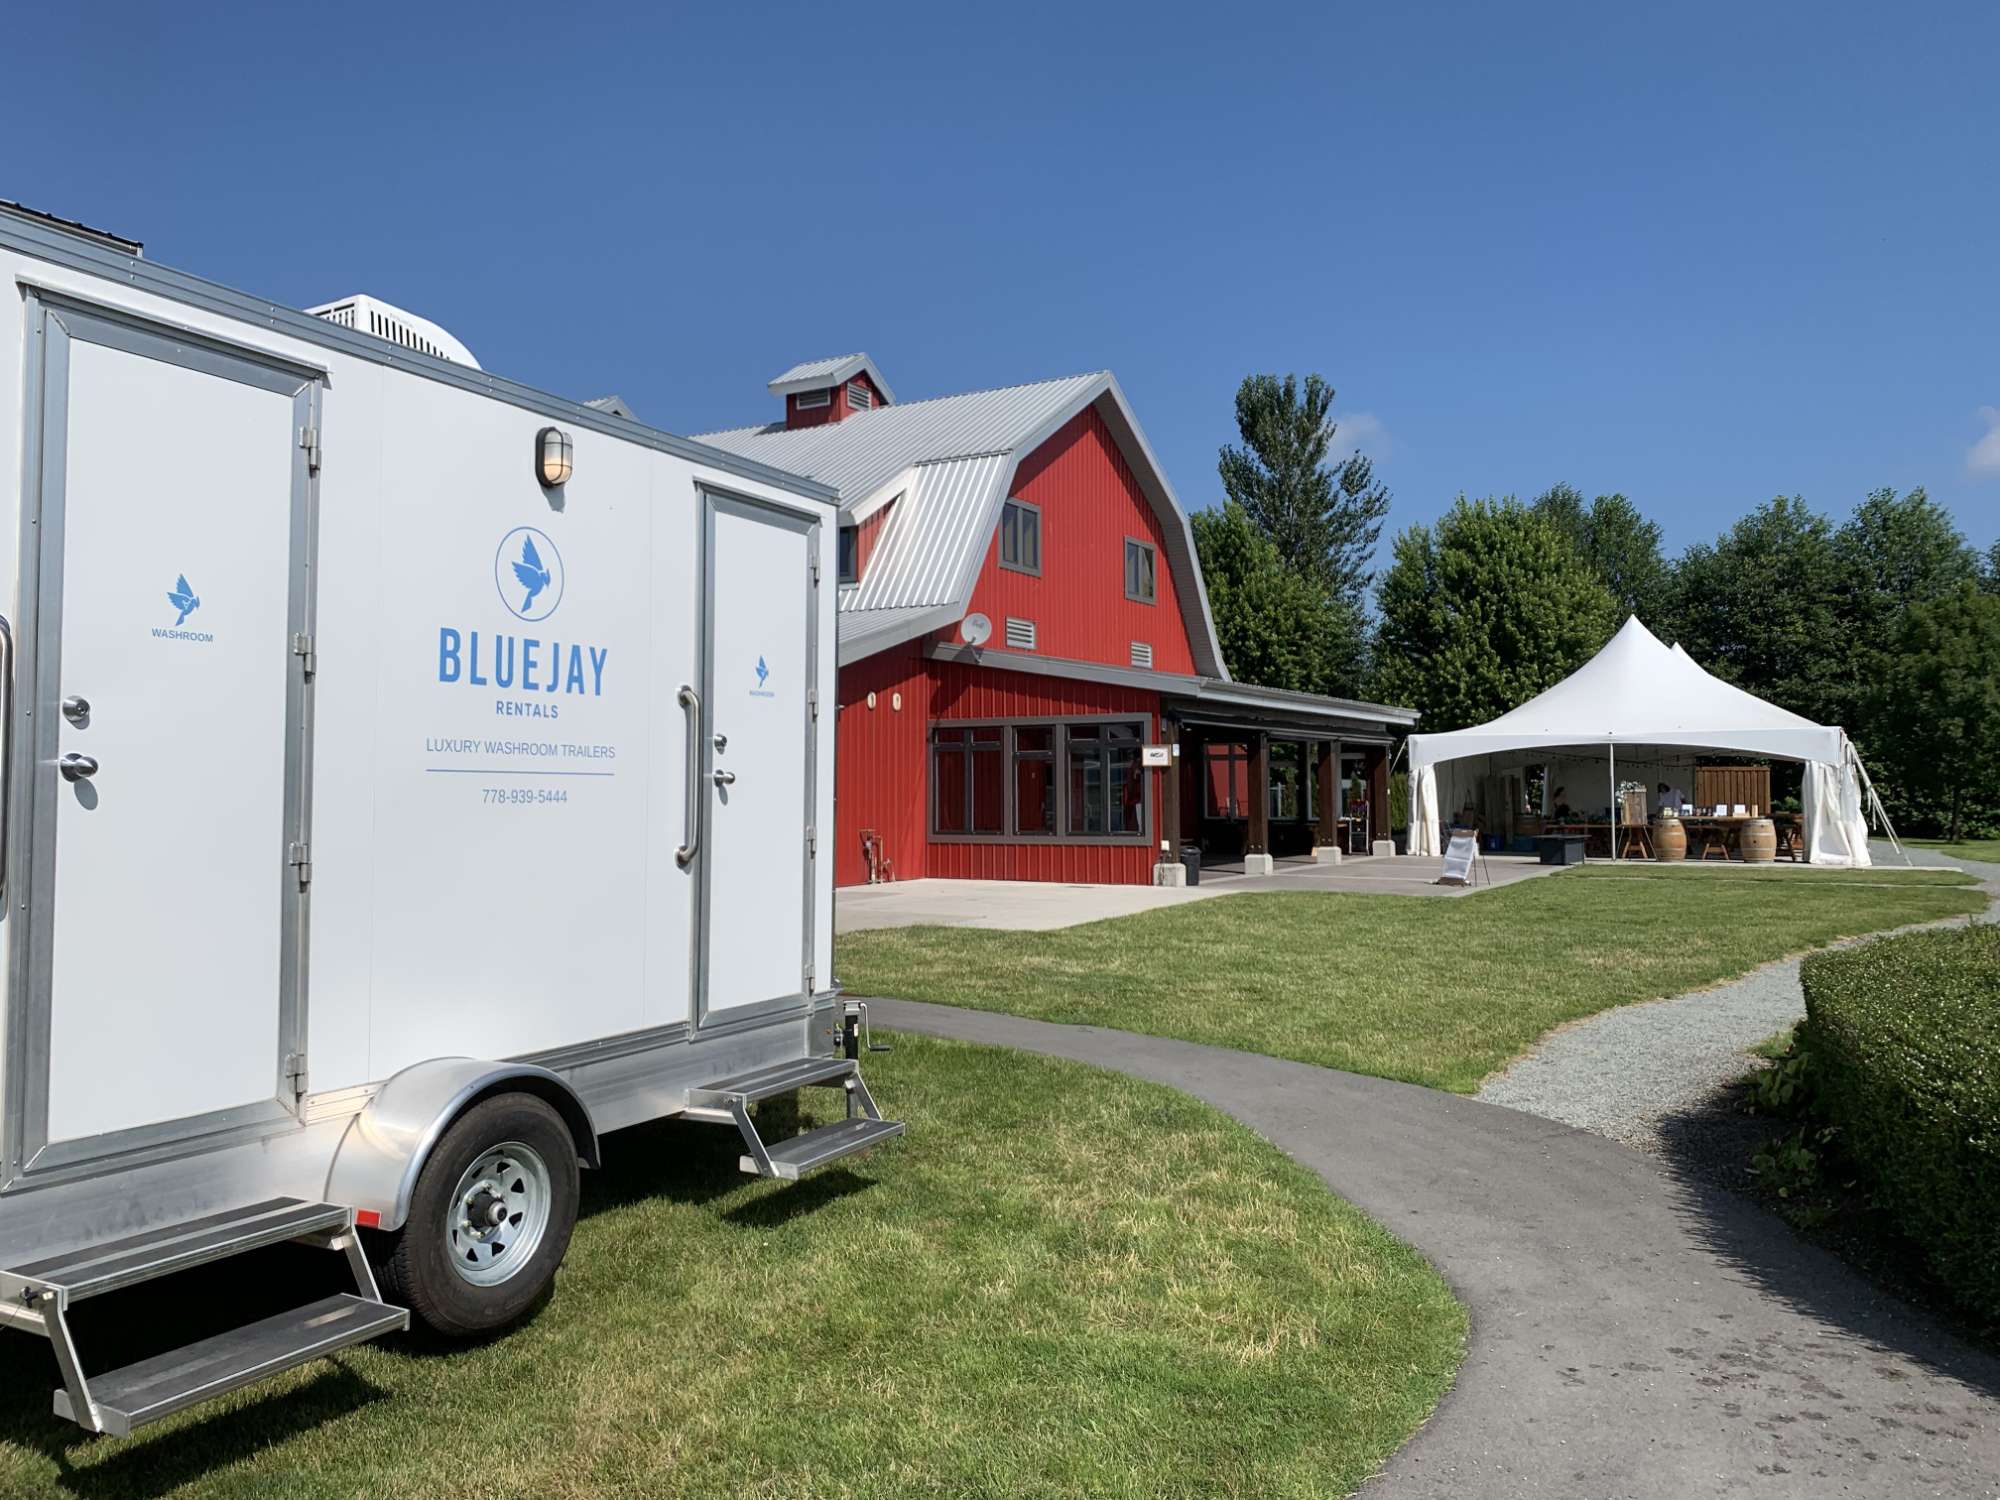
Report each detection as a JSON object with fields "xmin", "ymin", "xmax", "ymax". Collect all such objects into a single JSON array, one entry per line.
[
  {"xmin": 1373, "ymin": 496, "xmax": 1620, "ymax": 731},
  {"xmin": 1667, "ymin": 496, "xmax": 1851, "ymax": 726},
  {"xmin": 1983, "ymin": 539, "xmax": 2000, "ymax": 595},
  {"xmin": 1834, "ymin": 487, "xmax": 1977, "ymax": 647},
  {"xmin": 1871, "ymin": 583, "xmax": 2000, "ymax": 841},
  {"xmin": 1192, "ymin": 502, "xmax": 1362, "ymax": 694},
  {"xmin": 1530, "ymin": 483, "xmax": 1671, "ymax": 623},
  {"xmin": 1218, "ymin": 373, "xmax": 1391, "ymax": 605}
]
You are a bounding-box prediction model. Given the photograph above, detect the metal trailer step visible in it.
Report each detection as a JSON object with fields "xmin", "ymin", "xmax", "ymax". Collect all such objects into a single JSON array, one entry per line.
[
  {"xmin": 744, "ymin": 1117, "xmax": 905, "ymax": 1181},
  {"xmin": 685, "ymin": 1045, "xmax": 903, "ymax": 1180},
  {"xmin": 1, "ymin": 1199, "xmax": 405, "ymax": 1436},
  {"xmin": 51, "ymin": 1293, "xmax": 409, "ymax": 1437},
  {"xmin": 684, "ymin": 1055, "xmax": 858, "ymax": 1116},
  {"xmin": 6, "ymin": 1197, "xmax": 350, "ymax": 1305}
]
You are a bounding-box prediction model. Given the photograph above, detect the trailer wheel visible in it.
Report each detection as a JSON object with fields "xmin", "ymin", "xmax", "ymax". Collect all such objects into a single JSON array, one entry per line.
[{"xmin": 379, "ymin": 1092, "xmax": 580, "ymax": 1337}]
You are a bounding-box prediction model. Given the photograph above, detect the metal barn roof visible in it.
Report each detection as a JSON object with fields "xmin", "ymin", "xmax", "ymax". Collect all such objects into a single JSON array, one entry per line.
[
  {"xmin": 696, "ymin": 373, "xmax": 1226, "ymax": 676},
  {"xmin": 767, "ymin": 353, "xmax": 897, "ymax": 404}
]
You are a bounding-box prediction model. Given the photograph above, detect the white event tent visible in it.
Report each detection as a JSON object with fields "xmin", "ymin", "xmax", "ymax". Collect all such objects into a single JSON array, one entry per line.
[{"xmin": 1406, "ymin": 617, "xmax": 1880, "ymax": 866}]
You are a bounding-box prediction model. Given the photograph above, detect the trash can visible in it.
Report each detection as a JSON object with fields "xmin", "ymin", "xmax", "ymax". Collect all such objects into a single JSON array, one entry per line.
[{"xmin": 1180, "ymin": 843, "xmax": 1201, "ymax": 886}]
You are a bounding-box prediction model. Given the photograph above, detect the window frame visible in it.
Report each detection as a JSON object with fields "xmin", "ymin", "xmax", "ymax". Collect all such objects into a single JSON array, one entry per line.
[
  {"xmin": 928, "ymin": 725, "xmax": 1005, "ymax": 837},
  {"xmin": 836, "ymin": 525, "xmax": 859, "ymax": 586},
  {"xmin": 999, "ymin": 498, "xmax": 1042, "ymax": 576},
  {"xmin": 928, "ymin": 715, "xmax": 1151, "ymax": 846},
  {"xmin": 1123, "ymin": 537, "xmax": 1157, "ymax": 604}
]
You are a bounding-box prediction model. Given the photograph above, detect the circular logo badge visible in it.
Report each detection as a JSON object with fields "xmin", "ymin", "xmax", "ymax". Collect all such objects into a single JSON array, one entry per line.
[{"xmin": 495, "ymin": 526, "xmax": 564, "ymax": 622}]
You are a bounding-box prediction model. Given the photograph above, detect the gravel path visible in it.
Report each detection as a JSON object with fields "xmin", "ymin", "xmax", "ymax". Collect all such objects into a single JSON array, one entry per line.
[{"xmin": 1477, "ymin": 842, "xmax": 1999, "ymax": 1155}]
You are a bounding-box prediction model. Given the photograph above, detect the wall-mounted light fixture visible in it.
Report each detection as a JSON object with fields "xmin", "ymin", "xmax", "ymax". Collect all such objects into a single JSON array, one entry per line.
[{"xmin": 535, "ymin": 426, "xmax": 573, "ymax": 488}]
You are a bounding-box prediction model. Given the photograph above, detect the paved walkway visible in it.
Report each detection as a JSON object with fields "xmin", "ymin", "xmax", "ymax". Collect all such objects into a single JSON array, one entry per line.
[
  {"xmin": 836, "ymin": 854, "xmax": 1558, "ymax": 933},
  {"xmin": 868, "ymin": 997, "xmax": 2000, "ymax": 1497}
]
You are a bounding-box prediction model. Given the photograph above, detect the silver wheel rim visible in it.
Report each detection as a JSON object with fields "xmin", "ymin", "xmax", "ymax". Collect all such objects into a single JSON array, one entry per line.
[{"xmin": 445, "ymin": 1140, "xmax": 553, "ymax": 1288}]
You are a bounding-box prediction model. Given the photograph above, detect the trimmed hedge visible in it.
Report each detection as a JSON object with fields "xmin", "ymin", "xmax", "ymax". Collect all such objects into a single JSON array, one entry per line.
[{"xmin": 1802, "ymin": 924, "xmax": 2000, "ymax": 1326}]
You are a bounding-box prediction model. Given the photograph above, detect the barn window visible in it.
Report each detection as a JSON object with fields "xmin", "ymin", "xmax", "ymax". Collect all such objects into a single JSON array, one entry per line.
[
  {"xmin": 1124, "ymin": 538, "xmax": 1157, "ymax": 603},
  {"xmin": 837, "ymin": 526, "xmax": 859, "ymax": 585},
  {"xmin": 1000, "ymin": 499, "xmax": 1041, "ymax": 574},
  {"xmin": 1066, "ymin": 722, "xmax": 1145, "ymax": 836},
  {"xmin": 931, "ymin": 726, "xmax": 1003, "ymax": 835},
  {"xmin": 1013, "ymin": 727, "xmax": 1055, "ymax": 835}
]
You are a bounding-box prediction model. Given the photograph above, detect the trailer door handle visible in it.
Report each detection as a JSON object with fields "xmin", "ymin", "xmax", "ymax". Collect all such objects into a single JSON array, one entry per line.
[
  {"xmin": 676, "ymin": 685, "xmax": 702, "ymax": 867},
  {"xmin": 712, "ymin": 769, "xmax": 736, "ymax": 786},
  {"xmin": 60, "ymin": 753, "xmax": 99, "ymax": 783}
]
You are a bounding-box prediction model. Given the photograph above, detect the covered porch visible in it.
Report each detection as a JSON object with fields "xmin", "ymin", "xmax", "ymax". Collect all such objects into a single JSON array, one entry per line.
[{"xmin": 1156, "ymin": 683, "xmax": 1408, "ymax": 879}]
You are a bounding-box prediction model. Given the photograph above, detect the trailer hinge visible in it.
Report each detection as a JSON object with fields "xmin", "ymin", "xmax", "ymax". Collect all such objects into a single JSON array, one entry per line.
[
  {"xmin": 284, "ymin": 1051, "xmax": 308, "ymax": 1099},
  {"xmin": 288, "ymin": 841, "xmax": 312, "ymax": 886},
  {"xmin": 805, "ymin": 824, "xmax": 817, "ymax": 856},
  {"xmin": 804, "ymin": 967, "xmax": 814, "ymax": 993},
  {"xmin": 292, "ymin": 632, "xmax": 316, "ymax": 677},
  {"xmin": 808, "ymin": 687, "xmax": 819, "ymax": 721},
  {"xmin": 298, "ymin": 425, "xmax": 321, "ymax": 473}
]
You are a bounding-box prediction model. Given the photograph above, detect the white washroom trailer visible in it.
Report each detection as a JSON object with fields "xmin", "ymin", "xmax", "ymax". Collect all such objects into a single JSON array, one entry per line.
[{"xmin": 0, "ymin": 206, "xmax": 899, "ymax": 1436}]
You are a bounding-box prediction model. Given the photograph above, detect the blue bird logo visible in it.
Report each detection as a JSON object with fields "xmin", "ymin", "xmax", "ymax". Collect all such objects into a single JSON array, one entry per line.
[
  {"xmin": 756, "ymin": 655, "xmax": 770, "ymax": 688},
  {"xmin": 511, "ymin": 535, "xmax": 552, "ymax": 616},
  {"xmin": 166, "ymin": 574, "xmax": 200, "ymax": 626}
]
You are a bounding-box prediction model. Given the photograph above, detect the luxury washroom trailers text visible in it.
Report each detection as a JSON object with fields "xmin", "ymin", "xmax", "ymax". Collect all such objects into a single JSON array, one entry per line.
[{"xmin": 0, "ymin": 206, "xmax": 897, "ymax": 1436}]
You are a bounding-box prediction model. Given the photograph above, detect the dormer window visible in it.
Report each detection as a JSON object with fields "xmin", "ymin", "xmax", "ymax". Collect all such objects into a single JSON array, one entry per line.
[
  {"xmin": 847, "ymin": 380, "xmax": 873, "ymax": 411},
  {"xmin": 837, "ymin": 526, "xmax": 859, "ymax": 585},
  {"xmin": 794, "ymin": 388, "xmax": 831, "ymax": 410}
]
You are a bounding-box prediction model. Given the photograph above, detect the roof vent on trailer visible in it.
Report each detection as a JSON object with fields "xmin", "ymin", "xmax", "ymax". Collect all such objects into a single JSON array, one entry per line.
[{"xmin": 306, "ymin": 294, "xmax": 481, "ymax": 369}]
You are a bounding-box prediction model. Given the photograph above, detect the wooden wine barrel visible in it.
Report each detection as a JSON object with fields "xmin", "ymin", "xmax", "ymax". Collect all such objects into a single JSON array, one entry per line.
[
  {"xmin": 1740, "ymin": 817, "xmax": 1777, "ymax": 864},
  {"xmin": 1652, "ymin": 815, "xmax": 1686, "ymax": 862}
]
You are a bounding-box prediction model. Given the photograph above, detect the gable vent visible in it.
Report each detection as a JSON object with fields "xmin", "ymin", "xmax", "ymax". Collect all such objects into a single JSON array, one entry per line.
[
  {"xmin": 1004, "ymin": 617, "xmax": 1037, "ymax": 651},
  {"xmin": 847, "ymin": 380, "xmax": 873, "ymax": 411},
  {"xmin": 1130, "ymin": 641, "xmax": 1154, "ymax": 669}
]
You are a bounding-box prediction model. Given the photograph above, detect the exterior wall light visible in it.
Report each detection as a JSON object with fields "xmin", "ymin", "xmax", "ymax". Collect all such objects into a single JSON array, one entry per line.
[{"xmin": 536, "ymin": 426, "xmax": 573, "ymax": 488}]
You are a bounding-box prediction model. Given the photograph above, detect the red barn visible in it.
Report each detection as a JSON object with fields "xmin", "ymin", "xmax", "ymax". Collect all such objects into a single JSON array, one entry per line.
[{"xmin": 698, "ymin": 357, "xmax": 1416, "ymax": 887}]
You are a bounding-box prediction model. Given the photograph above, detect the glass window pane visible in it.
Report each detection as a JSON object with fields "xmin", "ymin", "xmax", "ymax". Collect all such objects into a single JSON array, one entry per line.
[
  {"xmin": 1015, "ymin": 752, "xmax": 1053, "ymax": 834},
  {"xmin": 971, "ymin": 743, "xmax": 1003, "ymax": 833},
  {"xmin": 1016, "ymin": 726, "xmax": 1052, "ymax": 755},
  {"xmin": 1107, "ymin": 738, "xmax": 1143, "ymax": 833},
  {"xmin": 1001, "ymin": 506, "xmax": 1018, "ymax": 564},
  {"xmin": 935, "ymin": 747, "xmax": 968, "ymax": 833},
  {"xmin": 1025, "ymin": 508, "xmax": 1039, "ymax": 570}
]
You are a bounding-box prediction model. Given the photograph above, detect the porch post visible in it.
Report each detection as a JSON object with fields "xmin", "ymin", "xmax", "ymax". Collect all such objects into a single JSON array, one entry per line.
[
  {"xmin": 1366, "ymin": 744, "xmax": 1391, "ymax": 856},
  {"xmin": 1314, "ymin": 738, "xmax": 1341, "ymax": 863},
  {"xmin": 1245, "ymin": 731, "xmax": 1273, "ymax": 875},
  {"xmin": 1155, "ymin": 715, "xmax": 1185, "ymax": 886}
]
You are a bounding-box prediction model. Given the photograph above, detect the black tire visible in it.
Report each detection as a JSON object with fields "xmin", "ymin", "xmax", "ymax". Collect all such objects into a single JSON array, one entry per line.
[{"xmin": 378, "ymin": 1092, "xmax": 580, "ymax": 1338}]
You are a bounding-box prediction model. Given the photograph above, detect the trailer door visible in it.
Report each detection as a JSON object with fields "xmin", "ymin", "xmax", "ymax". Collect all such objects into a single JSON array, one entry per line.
[
  {"xmin": 11, "ymin": 296, "xmax": 319, "ymax": 1172},
  {"xmin": 696, "ymin": 490, "xmax": 818, "ymax": 1025}
]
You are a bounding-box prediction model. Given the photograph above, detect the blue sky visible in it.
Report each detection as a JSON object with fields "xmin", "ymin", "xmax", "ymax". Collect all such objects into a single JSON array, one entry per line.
[{"xmin": 7, "ymin": 2, "xmax": 1995, "ymax": 562}]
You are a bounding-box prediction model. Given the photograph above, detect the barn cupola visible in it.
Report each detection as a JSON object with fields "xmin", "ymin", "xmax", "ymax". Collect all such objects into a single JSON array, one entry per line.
[{"xmin": 769, "ymin": 354, "xmax": 895, "ymax": 429}]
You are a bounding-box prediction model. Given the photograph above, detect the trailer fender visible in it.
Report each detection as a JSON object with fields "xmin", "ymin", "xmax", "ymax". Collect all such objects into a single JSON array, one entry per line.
[{"xmin": 325, "ymin": 1058, "xmax": 601, "ymax": 1233}]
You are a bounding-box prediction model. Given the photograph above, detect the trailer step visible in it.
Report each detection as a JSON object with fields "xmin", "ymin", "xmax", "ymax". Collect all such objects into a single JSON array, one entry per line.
[
  {"xmin": 4, "ymin": 1202, "xmax": 404, "ymax": 1436},
  {"xmin": 6, "ymin": 1198, "xmax": 350, "ymax": 1305},
  {"xmin": 742, "ymin": 1117, "xmax": 905, "ymax": 1181},
  {"xmin": 684, "ymin": 1055, "xmax": 857, "ymax": 1114},
  {"xmin": 51, "ymin": 1293, "xmax": 408, "ymax": 1437}
]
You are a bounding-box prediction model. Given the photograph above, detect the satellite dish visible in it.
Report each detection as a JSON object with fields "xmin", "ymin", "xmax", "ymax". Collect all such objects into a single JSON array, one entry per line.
[{"xmin": 960, "ymin": 612, "xmax": 992, "ymax": 646}]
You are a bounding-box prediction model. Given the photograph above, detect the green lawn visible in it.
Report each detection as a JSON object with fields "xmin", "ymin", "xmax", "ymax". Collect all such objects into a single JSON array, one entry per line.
[
  {"xmin": 0, "ymin": 1035, "xmax": 1463, "ymax": 1499},
  {"xmin": 837, "ymin": 866, "xmax": 1987, "ymax": 1093},
  {"xmin": 1907, "ymin": 836, "xmax": 2000, "ymax": 865}
]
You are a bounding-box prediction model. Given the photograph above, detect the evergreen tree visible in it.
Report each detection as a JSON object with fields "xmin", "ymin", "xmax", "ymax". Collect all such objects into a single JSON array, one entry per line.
[
  {"xmin": 1374, "ymin": 496, "xmax": 1619, "ymax": 731},
  {"xmin": 1218, "ymin": 373, "xmax": 1390, "ymax": 605}
]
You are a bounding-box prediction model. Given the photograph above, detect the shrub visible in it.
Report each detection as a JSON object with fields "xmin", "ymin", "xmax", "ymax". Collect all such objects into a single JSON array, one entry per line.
[{"xmin": 1802, "ymin": 925, "xmax": 2000, "ymax": 1325}]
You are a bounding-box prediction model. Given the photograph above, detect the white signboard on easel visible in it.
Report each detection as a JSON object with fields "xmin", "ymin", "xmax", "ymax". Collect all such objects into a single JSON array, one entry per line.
[{"xmin": 1439, "ymin": 832, "xmax": 1478, "ymax": 887}]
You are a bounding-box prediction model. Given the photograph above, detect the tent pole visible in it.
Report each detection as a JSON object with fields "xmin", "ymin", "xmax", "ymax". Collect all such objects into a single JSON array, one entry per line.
[{"xmin": 1609, "ymin": 742, "xmax": 1617, "ymax": 862}]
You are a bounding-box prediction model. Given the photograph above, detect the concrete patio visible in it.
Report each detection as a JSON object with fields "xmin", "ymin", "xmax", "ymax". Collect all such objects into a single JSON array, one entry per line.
[{"xmin": 835, "ymin": 852, "xmax": 1561, "ymax": 932}]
